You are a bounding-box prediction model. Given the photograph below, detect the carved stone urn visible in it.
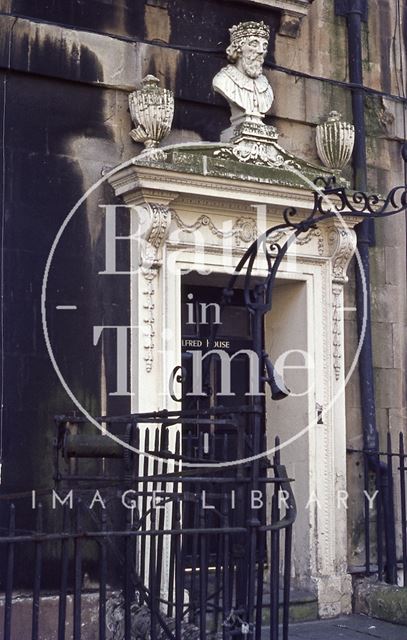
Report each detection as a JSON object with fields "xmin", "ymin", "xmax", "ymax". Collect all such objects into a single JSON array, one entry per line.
[
  {"xmin": 316, "ymin": 111, "xmax": 355, "ymax": 171},
  {"xmin": 129, "ymin": 75, "xmax": 174, "ymax": 148}
]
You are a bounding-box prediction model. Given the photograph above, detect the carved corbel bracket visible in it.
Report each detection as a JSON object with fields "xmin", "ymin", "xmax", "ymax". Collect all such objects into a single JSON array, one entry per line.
[
  {"xmin": 327, "ymin": 223, "xmax": 358, "ymax": 284},
  {"xmin": 138, "ymin": 202, "xmax": 172, "ymax": 270},
  {"xmin": 120, "ymin": 189, "xmax": 178, "ymax": 270}
]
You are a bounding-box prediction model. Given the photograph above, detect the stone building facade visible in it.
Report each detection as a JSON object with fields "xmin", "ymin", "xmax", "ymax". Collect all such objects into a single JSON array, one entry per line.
[{"xmin": 0, "ymin": 0, "xmax": 406, "ymax": 621}]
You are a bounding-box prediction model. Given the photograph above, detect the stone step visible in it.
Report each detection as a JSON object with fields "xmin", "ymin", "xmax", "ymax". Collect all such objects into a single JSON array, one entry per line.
[{"xmin": 261, "ymin": 588, "xmax": 319, "ymax": 624}]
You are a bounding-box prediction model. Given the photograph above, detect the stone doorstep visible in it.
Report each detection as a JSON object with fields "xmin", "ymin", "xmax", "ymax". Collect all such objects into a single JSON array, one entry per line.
[
  {"xmin": 261, "ymin": 587, "xmax": 319, "ymax": 624},
  {"xmin": 353, "ymin": 577, "xmax": 407, "ymax": 627},
  {"xmin": 205, "ymin": 573, "xmax": 319, "ymax": 625}
]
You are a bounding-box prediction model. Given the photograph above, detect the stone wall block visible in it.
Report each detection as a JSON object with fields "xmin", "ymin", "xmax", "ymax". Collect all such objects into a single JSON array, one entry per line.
[
  {"xmin": 388, "ymin": 408, "xmax": 407, "ymax": 434},
  {"xmin": 344, "ymin": 317, "xmax": 362, "ymax": 387},
  {"xmin": 392, "ymin": 324, "xmax": 406, "ymax": 370},
  {"xmin": 371, "ymin": 285, "xmax": 402, "ymax": 323},
  {"xmin": 345, "ymin": 407, "xmax": 364, "ymax": 446},
  {"xmin": 372, "ymin": 322, "xmax": 394, "ymax": 369},
  {"xmin": 374, "ymin": 368, "xmax": 403, "ymax": 410},
  {"xmin": 374, "ymin": 216, "xmax": 406, "ymax": 249},
  {"xmin": 375, "ymin": 407, "xmax": 390, "ymax": 432},
  {"xmin": 369, "ymin": 247, "xmax": 386, "ymax": 286},
  {"xmin": 385, "ymin": 246, "xmax": 406, "ymax": 286}
]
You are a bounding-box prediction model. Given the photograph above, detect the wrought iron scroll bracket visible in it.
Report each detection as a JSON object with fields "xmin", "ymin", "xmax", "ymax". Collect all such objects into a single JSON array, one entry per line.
[{"xmin": 223, "ymin": 163, "xmax": 407, "ymax": 316}]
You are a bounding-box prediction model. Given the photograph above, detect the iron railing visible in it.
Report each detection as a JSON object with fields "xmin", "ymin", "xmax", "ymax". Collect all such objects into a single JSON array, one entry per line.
[
  {"xmin": 0, "ymin": 411, "xmax": 296, "ymax": 640},
  {"xmin": 347, "ymin": 431, "xmax": 407, "ymax": 586}
]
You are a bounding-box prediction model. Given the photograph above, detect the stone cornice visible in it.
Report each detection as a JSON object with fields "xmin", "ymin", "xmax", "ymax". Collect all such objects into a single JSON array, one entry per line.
[
  {"xmin": 108, "ymin": 160, "xmax": 361, "ymax": 232},
  {"xmin": 234, "ymin": 0, "xmax": 312, "ymax": 16},
  {"xmin": 231, "ymin": 0, "xmax": 313, "ymax": 37},
  {"xmin": 108, "ymin": 136, "xmax": 346, "ymax": 214},
  {"xmin": 109, "ymin": 162, "xmax": 317, "ymax": 209}
]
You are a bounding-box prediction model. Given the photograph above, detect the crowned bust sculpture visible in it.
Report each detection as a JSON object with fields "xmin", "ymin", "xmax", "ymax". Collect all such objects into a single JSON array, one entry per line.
[{"xmin": 213, "ymin": 21, "xmax": 274, "ymax": 135}]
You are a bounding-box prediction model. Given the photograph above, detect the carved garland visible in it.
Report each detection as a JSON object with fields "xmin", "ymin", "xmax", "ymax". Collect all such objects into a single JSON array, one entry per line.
[
  {"xmin": 171, "ymin": 212, "xmax": 325, "ymax": 254},
  {"xmin": 171, "ymin": 212, "xmax": 258, "ymax": 246}
]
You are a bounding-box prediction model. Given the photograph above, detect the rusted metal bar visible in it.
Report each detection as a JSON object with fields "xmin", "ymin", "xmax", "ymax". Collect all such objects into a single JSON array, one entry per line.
[
  {"xmin": 57, "ymin": 505, "xmax": 69, "ymax": 640},
  {"xmin": 63, "ymin": 434, "xmax": 124, "ymax": 458},
  {"xmin": 385, "ymin": 432, "xmax": 397, "ymax": 583},
  {"xmin": 124, "ymin": 509, "xmax": 132, "ymax": 640},
  {"xmin": 174, "ymin": 496, "xmax": 183, "ymax": 640},
  {"xmin": 73, "ymin": 500, "xmax": 82, "ymax": 640},
  {"xmin": 4, "ymin": 503, "xmax": 15, "ymax": 640},
  {"xmin": 31, "ymin": 503, "xmax": 43, "ymax": 640},
  {"xmin": 99, "ymin": 510, "xmax": 107, "ymax": 640}
]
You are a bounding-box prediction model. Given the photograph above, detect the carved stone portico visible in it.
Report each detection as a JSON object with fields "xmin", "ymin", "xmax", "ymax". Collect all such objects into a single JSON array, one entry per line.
[
  {"xmin": 108, "ymin": 18, "xmax": 359, "ymax": 618},
  {"xmin": 109, "ymin": 146, "xmax": 358, "ymax": 617}
]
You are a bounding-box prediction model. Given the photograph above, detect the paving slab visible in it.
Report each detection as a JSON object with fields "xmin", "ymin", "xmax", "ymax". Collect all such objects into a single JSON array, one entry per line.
[{"xmin": 280, "ymin": 615, "xmax": 407, "ymax": 639}]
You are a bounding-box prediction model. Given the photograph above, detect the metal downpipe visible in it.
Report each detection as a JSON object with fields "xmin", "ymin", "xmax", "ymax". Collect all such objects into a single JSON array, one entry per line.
[
  {"xmin": 345, "ymin": 0, "xmax": 377, "ymax": 452},
  {"xmin": 339, "ymin": 0, "xmax": 397, "ymax": 581}
]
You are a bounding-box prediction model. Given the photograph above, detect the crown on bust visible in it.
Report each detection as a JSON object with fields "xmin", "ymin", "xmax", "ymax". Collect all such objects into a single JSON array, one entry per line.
[{"xmin": 229, "ymin": 21, "xmax": 270, "ymax": 44}]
